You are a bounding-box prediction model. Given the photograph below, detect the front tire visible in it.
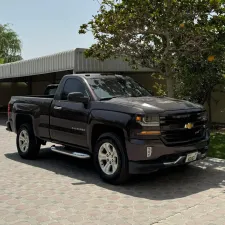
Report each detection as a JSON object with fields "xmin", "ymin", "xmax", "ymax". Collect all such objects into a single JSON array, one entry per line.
[
  {"xmin": 94, "ymin": 133, "xmax": 129, "ymax": 185},
  {"xmin": 16, "ymin": 124, "xmax": 41, "ymax": 159}
]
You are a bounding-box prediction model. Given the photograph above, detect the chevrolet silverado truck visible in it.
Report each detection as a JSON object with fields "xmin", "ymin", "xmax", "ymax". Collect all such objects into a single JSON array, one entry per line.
[{"xmin": 6, "ymin": 74, "xmax": 210, "ymax": 184}]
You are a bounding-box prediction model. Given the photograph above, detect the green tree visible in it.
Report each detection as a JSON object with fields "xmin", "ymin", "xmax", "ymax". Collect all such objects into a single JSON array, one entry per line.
[
  {"xmin": 0, "ymin": 24, "xmax": 22, "ymax": 64},
  {"xmin": 174, "ymin": 7, "xmax": 225, "ymax": 123},
  {"xmin": 174, "ymin": 54, "xmax": 225, "ymax": 123},
  {"xmin": 79, "ymin": 0, "xmax": 225, "ymax": 97}
]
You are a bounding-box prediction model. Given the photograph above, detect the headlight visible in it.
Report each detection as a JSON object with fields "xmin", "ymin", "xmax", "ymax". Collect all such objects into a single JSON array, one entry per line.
[{"xmin": 136, "ymin": 115, "xmax": 160, "ymax": 126}]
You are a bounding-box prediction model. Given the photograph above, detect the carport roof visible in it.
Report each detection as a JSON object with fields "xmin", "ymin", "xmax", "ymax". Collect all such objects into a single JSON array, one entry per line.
[{"xmin": 0, "ymin": 48, "xmax": 153, "ymax": 80}]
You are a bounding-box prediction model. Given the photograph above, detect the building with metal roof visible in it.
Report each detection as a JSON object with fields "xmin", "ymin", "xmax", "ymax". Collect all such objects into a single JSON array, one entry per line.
[{"xmin": 0, "ymin": 48, "xmax": 153, "ymax": 80}]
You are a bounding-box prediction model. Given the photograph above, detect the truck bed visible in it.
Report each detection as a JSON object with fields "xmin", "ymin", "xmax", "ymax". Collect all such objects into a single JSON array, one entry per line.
[
  {"xmin": 10, "ymin": 96, "xmax": 53, "ymax": 106},
  {"xmin": 12, "ymin": 95, "xmax": 54, "ymax": 99},
  {"xmin": 9, "ymin": 96, "xmax": 53, "ymax": 139}
]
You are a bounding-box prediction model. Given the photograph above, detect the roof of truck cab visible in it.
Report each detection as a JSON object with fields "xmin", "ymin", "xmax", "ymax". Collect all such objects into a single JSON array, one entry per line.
[{"xmin": 65, "ymin": 73, "xmax": 127, "ymax": 79}]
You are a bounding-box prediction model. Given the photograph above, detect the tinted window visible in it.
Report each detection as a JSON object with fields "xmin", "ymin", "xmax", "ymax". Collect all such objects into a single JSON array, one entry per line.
[
  {"xmin": 45, "ymin": 87, "xmax": 57, "ymax": 95},
  {"xmin": 87, "ymin": 77, "xmax": 150, "ymax": 99},
  {"xmin": 48, "ymin": 88, "xmax": 57, "ymax": 95},
  {"xmin": 61, "ymin": 79, "xmax": 88, "ymax": 100}
]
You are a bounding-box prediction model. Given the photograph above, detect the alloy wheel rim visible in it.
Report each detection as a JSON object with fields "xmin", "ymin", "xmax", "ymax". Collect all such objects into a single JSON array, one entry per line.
[
  {"xmin": 19, "ymin": 129, "xmax": 29, "ymax": 153},
  {"xmin": 98, "ymin": 142, "xmax": 118, "ymax": 175}
]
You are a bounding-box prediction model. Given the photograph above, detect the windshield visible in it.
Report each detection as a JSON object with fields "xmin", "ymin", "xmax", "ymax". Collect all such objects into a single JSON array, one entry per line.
[{"xmin": 87, "ymin": 77, "xmax": 151, "ymax": 99}]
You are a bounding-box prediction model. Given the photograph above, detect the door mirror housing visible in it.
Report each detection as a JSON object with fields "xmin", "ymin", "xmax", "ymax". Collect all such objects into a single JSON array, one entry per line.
[{"xmin": 67, "ymin": 92, "xmax": 89, "ymax": 104}]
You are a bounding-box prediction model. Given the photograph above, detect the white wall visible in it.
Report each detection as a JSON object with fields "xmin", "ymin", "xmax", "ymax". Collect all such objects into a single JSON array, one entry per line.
[{"xmin": 126, "ymin": 73, "xmax": 166, "ymax": 95}]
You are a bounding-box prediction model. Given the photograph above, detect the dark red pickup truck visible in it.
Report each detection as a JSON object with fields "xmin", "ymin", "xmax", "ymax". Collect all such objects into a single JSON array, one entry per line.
[{"xmin": 6, "ymin": 74, "xmax": 210, "ymax": 184}]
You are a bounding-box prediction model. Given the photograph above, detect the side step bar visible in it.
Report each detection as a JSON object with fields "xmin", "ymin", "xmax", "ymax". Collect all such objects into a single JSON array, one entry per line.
[{"xmin": 51, "ymin": 145, "xmax": 91, "ymax": 159}]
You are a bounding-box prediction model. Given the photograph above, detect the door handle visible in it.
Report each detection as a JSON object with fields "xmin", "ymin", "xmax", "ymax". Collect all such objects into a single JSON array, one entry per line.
[{"xmin": 54, "ymin": 106, "xmax": 62, "ymax": 110}]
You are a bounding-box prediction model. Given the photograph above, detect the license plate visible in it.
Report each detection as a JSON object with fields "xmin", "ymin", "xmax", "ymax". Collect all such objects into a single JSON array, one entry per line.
[{"xmin": 185, "ymin": 152, "xmax": 198, "ymax": 163}]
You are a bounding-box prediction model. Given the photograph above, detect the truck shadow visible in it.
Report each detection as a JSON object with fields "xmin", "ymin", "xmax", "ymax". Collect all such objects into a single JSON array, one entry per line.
[{"xmin": 5, "ymin": 148, "xmax": 225, "ymax": 200}]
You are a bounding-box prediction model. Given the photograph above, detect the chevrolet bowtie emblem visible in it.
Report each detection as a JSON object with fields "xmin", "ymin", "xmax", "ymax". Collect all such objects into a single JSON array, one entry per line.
[{"xmin": 184, "ymin": 123, "xmax": 194, "ymax": 129}]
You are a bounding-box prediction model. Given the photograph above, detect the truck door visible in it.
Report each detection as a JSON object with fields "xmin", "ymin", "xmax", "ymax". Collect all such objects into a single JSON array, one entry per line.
[{"xmin": 50, "ymin": 78, "xmax": 90, "ymax": 148}]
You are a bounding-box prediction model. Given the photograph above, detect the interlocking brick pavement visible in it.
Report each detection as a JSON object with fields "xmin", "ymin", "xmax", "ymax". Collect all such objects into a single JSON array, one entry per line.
[{"xmin": 0, "ymin": 115, "xmax": 225, "ymax": 225}]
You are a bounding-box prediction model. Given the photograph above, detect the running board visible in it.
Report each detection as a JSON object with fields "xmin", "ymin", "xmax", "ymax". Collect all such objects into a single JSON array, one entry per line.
[{"xmin": 51, "ymin": 145, "xmax": 91, "ymax": 159}]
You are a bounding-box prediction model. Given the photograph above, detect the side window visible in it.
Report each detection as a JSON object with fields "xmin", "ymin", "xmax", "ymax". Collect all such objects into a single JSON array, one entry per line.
[{"xmin": 61, "ymin": 79, "xmax": 88, "ymax": 100}]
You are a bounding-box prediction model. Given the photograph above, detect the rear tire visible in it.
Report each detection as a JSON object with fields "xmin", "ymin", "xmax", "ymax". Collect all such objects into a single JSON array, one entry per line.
[
  {"xmin": 16, "ymin": 124, "xmax": 41, "ymax": 159},
  {"xmin": 93, "ymin": 132, "xmax": 130, "ymax": 185}
]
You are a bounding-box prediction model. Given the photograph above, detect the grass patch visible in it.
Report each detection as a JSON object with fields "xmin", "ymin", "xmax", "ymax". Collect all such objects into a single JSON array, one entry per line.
[{"xmin": 208, "ymin": 132, "xmax": 225, "ymax": 159}]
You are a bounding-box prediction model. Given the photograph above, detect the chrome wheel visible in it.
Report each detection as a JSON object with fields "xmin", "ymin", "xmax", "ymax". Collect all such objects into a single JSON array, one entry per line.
[
  {"xmin": 98, "ymin": 142, "xmax": 118, "ymax": 175},
  {"xmin": 19, "ymin": 129, "xmax": 29, "ymax": 153}
]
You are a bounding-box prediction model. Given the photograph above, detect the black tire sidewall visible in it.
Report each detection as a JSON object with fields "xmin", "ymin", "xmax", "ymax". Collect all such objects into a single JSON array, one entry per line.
[{"xmin": 16, "ymin": 124, "xmax": 40, "ymax": 159}]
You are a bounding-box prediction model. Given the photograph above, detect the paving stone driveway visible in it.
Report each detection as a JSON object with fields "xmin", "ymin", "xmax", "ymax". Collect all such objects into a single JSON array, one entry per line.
[{"xmin": 0, "ymin": 116, "xmax": 225, "ymax": 225}]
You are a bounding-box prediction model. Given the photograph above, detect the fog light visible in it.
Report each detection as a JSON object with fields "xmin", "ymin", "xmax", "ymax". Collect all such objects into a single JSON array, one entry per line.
[{"xmin": 147, "ymin": 147, "xmax": 152, "ymax": 158}]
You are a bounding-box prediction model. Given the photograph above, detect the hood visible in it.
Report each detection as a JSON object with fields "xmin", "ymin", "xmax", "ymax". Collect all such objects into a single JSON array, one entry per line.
[{"xmin": 108, "ymin": 96, "xmax": 203, "ymax": 113}]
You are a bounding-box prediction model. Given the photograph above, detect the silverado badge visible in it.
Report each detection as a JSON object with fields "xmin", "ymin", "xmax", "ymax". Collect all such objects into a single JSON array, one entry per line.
[{"xmin": 184, "ymin": 123, "xmax": 194, "ymax": 129}]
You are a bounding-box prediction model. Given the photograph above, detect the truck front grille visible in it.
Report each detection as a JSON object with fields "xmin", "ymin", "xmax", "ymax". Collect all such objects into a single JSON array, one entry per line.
[{"xmin": 160, "ymin": 111, "xmax": 207, "ymax": 146}]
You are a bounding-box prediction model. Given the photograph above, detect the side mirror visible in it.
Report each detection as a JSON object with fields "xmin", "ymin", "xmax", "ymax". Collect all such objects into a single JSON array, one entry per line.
[{"xmin": 67, "ymin": 92, "xmax": 89, "ymax": 104}]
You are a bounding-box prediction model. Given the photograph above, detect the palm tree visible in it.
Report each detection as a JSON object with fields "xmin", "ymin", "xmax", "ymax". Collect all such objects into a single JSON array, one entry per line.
[{"xmin": 0, "ymin": 24, "xmax": 22, "ymax": 64}]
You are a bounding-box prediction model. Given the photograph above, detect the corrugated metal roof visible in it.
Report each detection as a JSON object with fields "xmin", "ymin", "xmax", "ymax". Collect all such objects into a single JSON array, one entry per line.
[
  {"xmin": 0, "ymin": 48, "xmax": 153, "ymax": 80},
  {"xmin": 74, "ymin": 48, "xmax": 152, "ymax": 72},
  {"xmin": 0, "ymin": 63, "xmax": 11, "ymax": 79},
  {"xmin": 10, "ymin": 49, "xmax": 75, "ymax": 78}
]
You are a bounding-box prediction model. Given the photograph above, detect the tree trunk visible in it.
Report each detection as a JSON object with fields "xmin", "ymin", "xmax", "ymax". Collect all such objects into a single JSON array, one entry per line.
[
  {"xmin": 207, "ymin": 92, "xmax": 212, "ymax": 127},
  {"xmin": 166, "ymin": 77, "xmax": 174, "ymax": 98}
]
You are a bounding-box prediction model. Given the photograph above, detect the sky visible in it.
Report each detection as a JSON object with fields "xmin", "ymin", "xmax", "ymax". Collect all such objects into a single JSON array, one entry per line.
[{"xmin": 0, "ymin": 0, "xmax": 100, "ymax": 59}]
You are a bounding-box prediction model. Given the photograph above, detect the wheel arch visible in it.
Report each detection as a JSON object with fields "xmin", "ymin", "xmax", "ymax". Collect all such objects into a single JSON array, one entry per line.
[
  {"xmin": 15, "ymin": 114, "xmax": 34, "ymax": 134},
  {"xmin": 90, "ymin": 123, "xmax": 127, "ymax": 152}
]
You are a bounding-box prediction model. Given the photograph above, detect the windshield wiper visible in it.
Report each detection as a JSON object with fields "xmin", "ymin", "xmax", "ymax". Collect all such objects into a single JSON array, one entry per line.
[{"xmin": 100, "ymin": 95, "xmax": 123, "ymax": 101}]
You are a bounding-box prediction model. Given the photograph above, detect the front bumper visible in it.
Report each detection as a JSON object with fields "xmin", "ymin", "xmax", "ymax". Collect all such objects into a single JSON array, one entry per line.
[
  {"xmin": 126, "ymin": 132, "xmax": 210, "ymax": 174},
  {"xmin": 129, "ymin": 149, "xmax": 208, "ymax": 174}
]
